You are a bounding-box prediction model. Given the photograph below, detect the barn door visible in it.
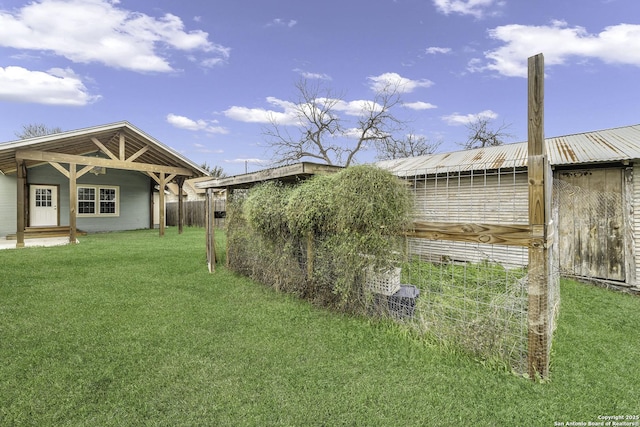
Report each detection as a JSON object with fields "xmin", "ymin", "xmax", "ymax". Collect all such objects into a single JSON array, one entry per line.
[{"xmin": 556, "ymin": 168, "xmax": 624, "ymax": 281}]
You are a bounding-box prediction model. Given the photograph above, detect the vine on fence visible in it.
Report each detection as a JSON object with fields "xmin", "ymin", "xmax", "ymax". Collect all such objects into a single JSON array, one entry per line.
[{"xmin": 227, "ymin": 165, "xmax": 413, "ymax": 311}]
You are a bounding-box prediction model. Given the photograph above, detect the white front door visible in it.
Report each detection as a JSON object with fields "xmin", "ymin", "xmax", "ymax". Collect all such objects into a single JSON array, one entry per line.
[{"xmin": 30, "ymin": 185, "xmax": 58, "ymax": 227}]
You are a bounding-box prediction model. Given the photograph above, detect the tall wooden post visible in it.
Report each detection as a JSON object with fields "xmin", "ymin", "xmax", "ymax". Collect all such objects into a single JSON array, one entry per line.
[
  {"xmin": 16, "ymin": 160, "xmax": 26, "ymax": 248},
  {"xmin": 69, "ymin": 163, "xmax": 77, "ymax": 244},
  {"xmin": 159, "ymin": 172, "xmax": 166, "ymax": 237},
  {"xmin": 149, "ymin": 179, "xmax": 155, "ymax": 229},
  {"xmin": 177, "ymin": 177, "xmax": 185, "ymax": 235},
  {"xmin": 527, "ymin": 53, "xmax": 552, "ymax": 379},
  {"xmin": 206, "ymin": 188, "xmax": 216, "ymax": 273}
]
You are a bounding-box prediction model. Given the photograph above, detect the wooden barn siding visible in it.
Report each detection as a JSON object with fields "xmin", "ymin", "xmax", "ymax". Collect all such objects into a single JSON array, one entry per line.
[
  {"xmin": 407, "ymin": 170, "xmax": 530, "ymax": 268},
  {"xmin": 0, "ymin": 174, "xmax": 17, "ymax": 237}
]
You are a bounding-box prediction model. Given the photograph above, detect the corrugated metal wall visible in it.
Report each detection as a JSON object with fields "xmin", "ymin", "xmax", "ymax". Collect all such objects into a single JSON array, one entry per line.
[{"xmin": 407, "ymin": 168, "xmax": 530, "ymax": 268}]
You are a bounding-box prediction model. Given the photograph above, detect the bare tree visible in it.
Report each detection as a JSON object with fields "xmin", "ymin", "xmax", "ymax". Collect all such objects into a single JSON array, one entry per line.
[
  {"xmin": 15, "ymin": 123, "xmax": 63, "ymax": 139},
  {"xmin": 376, "ymin": 133, "xmax": 442, "ymax": 160},
  {"xmin": 200, "ymin": 162, "xmax": 226, "ymax": 178},
  {"xmin": 460, "ymin": 116, "xmax": 513, "ymax": 150},
  {"xmin": 263, "ymin": 79, "xmax": 409, "ymax": 167}
]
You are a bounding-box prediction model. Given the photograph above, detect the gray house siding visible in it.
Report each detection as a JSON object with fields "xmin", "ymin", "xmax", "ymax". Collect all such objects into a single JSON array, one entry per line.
[{"xmin": 0, "ymin": 175, "xmax": 17, "ymax": 237}]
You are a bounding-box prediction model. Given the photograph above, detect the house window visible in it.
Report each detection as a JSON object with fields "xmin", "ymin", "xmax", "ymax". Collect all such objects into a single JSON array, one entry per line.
[
  {"xmin": 35, "ymin": 188, "xmax": 52, "ymax": 207},
  {"xmin": 77, "ymin": 186, "xmax": 119, "ymax": 216}
]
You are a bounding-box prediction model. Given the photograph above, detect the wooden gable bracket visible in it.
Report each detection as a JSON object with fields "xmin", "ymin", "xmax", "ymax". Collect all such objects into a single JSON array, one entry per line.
[
  {"xmin": 92, "ymin": 133, "xmax": 151, "ymax": 163},
  {"xmin": 15, "ymin": 149, "xmax": 193, "ymax": 176}
]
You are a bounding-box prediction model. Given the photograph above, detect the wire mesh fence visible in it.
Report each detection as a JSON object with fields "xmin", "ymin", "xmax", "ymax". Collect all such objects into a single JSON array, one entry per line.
[{"xmin": 225, "ymin": 160, "xmax": 560, "ymax": 375}]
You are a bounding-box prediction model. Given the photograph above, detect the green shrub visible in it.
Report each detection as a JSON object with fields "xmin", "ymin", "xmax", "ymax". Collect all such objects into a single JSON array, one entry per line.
[
  {"xmin": 333, "ymin": 165, "xmax": 413, "ymax": 235},
  {"xmin": 227, "ymin": 165, "xmax": 414, "ymax": 312},
  {"xmin": 243, "ymin": 181, "xmax": 293, "ymax": 242},
  {"xmin": 286, "ymin": 174, "xmax": 337, "ymax": 237}
]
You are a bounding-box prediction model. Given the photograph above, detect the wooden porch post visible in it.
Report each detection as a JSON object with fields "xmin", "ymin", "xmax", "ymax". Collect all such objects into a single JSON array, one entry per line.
[
  {"xmin": 527, "ymin": 53, "xmax": 551, "ymax": 379},
  {"xmin": 159, "ymin": 172, "xmax": 166, "ymax": 237},
  {"xmin": 177, "ymin": 177, "xmax": 185, "ymax": 235},
  {"xmin": 149, "ymin": 179, "xmax": 155, "ymax": 229},
  {"xmin": 16, "ymin": 160, "xmax": 26, "ymax": 248},
  {"xmin": 69, "ymin": 163, "xmax": 77, "ymax": 244}
]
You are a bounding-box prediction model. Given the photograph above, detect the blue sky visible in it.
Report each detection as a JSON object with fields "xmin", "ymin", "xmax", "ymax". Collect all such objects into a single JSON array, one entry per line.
[{"xmin": 1, "ymin": 0, "xmax": 639, "ymax": 176}]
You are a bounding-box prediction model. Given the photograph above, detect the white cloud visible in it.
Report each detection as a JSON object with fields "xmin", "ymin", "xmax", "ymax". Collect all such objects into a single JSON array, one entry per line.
[
  {"xmin": 432, "ymin": 0, "xmax": 503, "ymax": 19},
  {"xmin": 368, "ymin": 72, "xmax": 433, "ymax": 93},
  {"xmin": 442, "ymin": 109, "xmax": 497, "ymax": 126},
  {"xmin": 224, "ymin": 97, "xmax": 300, "ymax": 125},
  {"xmin": 0, "ymin": 66, "xmax": 100, "ymax": 105},
  {"xmin": 0, "ymin": 0, "xmax": 228, "ymax": 73},
  {"xmin": 166, "ymin": 113, "xmax": 228, "ymax": 134},
  {"xmin": 293, "ymin": 69, "xmax": 332, "ymax": 80},
  {"xmin": 425, "ymin": 47, "xmax": 452, "ymax": 55},
  {"xmin": 403, "ymin": 101, "xmax": 438, "ymax": 110},
  {"xmin": 331, "ymin": 99, "xmax": 383, "ymax": 116},
  {"xmin": 480, "ymin": 21, "xmax": 640, "ymax": 77}
]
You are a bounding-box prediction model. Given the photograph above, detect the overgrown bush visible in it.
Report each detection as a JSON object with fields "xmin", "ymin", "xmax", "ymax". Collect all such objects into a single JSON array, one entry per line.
[{"xmin": 226, "ymin": 165, "xmax": 414, "ymax": 312}]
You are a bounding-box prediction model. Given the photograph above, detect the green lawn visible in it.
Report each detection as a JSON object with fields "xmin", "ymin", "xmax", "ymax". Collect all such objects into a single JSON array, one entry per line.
[{"xmin": 1, "ymin": 228, "xmax": 639, "ymax": 426}]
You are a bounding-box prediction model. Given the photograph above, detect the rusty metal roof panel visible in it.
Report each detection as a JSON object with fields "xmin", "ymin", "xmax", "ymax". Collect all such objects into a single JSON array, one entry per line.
[
  {"xmin": 377, "ymin": 143, "xmax": 529, "ymax": 177},
  {"xmin": 546, "ymin": 124, "xmax": 640, "ymax": 165},
  {"xmin": 378, "ymin": 124, "xmax": 640, "ymax": 176}
]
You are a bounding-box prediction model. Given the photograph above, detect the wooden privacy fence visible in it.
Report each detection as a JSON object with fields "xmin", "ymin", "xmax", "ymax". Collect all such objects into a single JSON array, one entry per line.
[{"xmin": 166, "ymin": 199, "xmax": 226, "ymax": 228}]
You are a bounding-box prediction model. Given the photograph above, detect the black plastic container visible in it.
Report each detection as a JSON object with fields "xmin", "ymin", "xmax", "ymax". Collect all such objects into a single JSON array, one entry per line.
[{"xmin": 387, "ymin": 285, "xmax": 420, "ymax": 318}]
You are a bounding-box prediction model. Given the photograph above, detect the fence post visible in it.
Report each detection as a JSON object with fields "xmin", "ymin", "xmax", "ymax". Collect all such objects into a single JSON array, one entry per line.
[
  {"xmin": 527, "ymin": 53, "xmax": 552, "ymax": 379},
  {"xmin": 206, "ymin": 188, "xmax": 216, "ymax": 273}
]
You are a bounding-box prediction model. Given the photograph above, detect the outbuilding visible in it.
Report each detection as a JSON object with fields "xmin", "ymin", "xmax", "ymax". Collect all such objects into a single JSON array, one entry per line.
[{"xmin": 377, "ymin": 123, "xmax": 640, "ymax": 293}]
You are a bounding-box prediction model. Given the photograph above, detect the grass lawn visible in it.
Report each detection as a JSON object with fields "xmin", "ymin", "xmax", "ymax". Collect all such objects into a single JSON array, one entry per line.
[{"xmin": 1, "ymin": 228, "xmax": 639, "ymax": 426}]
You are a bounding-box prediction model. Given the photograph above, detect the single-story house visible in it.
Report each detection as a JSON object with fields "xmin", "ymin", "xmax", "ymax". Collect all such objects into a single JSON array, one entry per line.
[
  {"xmin": 0, "ymin": 121, "xmax": 208, "ymax": 246},
  {"xmin": 377, "ymin": 123, "xmax": 640, "ymax": 293}
]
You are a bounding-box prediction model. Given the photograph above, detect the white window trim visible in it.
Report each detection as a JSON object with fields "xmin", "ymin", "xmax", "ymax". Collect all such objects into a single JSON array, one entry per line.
[{"xmin": 77, "ymin": 185, "xmax": 120, "ymax": 217}]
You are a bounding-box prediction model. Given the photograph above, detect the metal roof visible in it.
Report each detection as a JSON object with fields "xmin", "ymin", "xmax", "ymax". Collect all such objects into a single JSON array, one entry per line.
[
  {"xmin": 377, "ymin": 124, "xmax": 640, "ymax": 176},
  {"xmin": 0, "ymin": 121, "xmax": 208, "ymax": 176},
  {"xmin": 196, "ymin": 162, "xmax": 343, "ymax": 190}
]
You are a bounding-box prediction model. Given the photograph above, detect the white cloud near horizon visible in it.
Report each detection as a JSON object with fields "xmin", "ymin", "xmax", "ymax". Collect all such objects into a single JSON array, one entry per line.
[
  {"xmin": 432, "ymin": 0, "xmax": 503, "ymax": 19},
  {"xmin": 442, "ymin": 109, "xmax": 498, "ymax": 126},
  {"xmin": 478, "ymin": 21, "xmax": 640, "ymax": 77},
  {"xmin": 368, "ymin": 72, "xmax": 433, "ymax": 93},
  {"xmin": 0, "ymin": 0, "xmax": 229, "ymax": 73},
  {"xmin": 0, "ymin": 66, "xmax": 100, "ymax": 105},
  {"xmin": 166, "ymin": 113, "xmax": 229, "ymax": 134}
]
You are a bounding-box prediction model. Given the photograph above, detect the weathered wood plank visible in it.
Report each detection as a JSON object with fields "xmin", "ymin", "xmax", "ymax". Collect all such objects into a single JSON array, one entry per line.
[
  {"xmin": 527, "ymin": 53, "xmax": 551, "ymax": 380},
  {"xmin": 405, "ymin": 221, "xmax": 544, "ymax": 248}
]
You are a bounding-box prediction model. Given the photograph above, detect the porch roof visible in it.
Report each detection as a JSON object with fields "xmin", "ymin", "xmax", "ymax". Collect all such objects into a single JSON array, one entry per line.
[{"xmin": 0, "ymin": 121, "xmax": 208, "ymax": 177}]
